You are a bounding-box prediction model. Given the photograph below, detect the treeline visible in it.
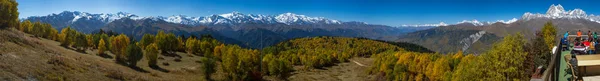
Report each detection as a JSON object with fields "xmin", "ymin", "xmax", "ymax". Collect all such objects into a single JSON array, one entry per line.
[
  {"xmin": 370, "ymin": 34, "xmax": 529, "ymax": 80},
  {"xmin": 368, "ymin": 22, "xmax": 557, "ymax": 80},
  {"xmin": 369, "ymin": 38, "xmax": 434, "ymax": 53},
  {"xmin": 259, "ymin": 36, "xmax": 403, "ymax": 78}
]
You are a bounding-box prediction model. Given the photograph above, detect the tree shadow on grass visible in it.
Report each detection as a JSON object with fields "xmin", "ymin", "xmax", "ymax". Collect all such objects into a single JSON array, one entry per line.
[
  {"xmin": 60, "ymin": 45, "xmax": 87, "ymax": 54},
  {"xmin": 114, "ymin": 61, "xmax": 149, "ymax": 73},
  {"xmin": 128, "ymin": 65, "xmax": 149, "ymax": 73},
  {"xmin": 150, "ymin": 65, "xmax": 170, "ymax": 73},
  {"xmin": 98, "ymin": 53, "xmax": 113, "ymax": 59},
  {"xmin": 274, "ymin": 69, "xmax": 296, "ymax": 81},
  {"xmin": 314, "ymin": 63, "xmax": 339, "ymax": 70},
  {"xmin": 74, "ymin": 49, "xmax": 87, "ymax": 54},
  {"xmin": 161, "ymin": 52, "xmax": 182, "ymax": 58}
]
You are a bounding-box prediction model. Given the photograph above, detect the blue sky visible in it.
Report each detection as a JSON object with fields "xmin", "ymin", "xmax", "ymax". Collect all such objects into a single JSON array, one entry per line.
[{"xmin": 16, "ymin": 0, "xmax": 600, "ymax": 26}]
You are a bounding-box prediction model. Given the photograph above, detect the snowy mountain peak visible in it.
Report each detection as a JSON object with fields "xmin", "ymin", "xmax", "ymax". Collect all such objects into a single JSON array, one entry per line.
[
  {"xmin": 116, "ymin": 12, "xmax": 133, "ymax": 16},
  {"xmin": 458, "ymin": 20, "xmax": 486, "ymax": 26},
  {"xmin": 275, "ymin": 12, "xmax": 340, "ymax": 25},
  {"xmin": 569, "ymin": 9, "xmax": 586, "ymax": 16},
  {"xmin": 521, "ymin": 4, "xmax": 600, "ymax": 23},
  {"xmin": 496, "ymin": 18, "xmax": 518, "ymax": 24},
  {"xmin": 275, "ymin": 13, "xmax": 302, "ymax": 24},
  {"xmin": 46, "ymin": 11, "xmax": 145, "ymax": 23},
  {"xmin": 219, "ymin": 11, "xmax": 244, "ymax": 18},
  {"xmin": 400, "ymin": 22, "xmax": 448, "ymax": 27},
  {"xmin": 547, "ymin": 4, "xmax": 566, "ymax": 16},
  {"xmin": 439, "ymin": 22, "xmax": 448, "ymax": 26}
]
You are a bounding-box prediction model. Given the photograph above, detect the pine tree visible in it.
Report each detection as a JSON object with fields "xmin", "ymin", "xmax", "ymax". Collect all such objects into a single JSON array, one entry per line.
[
  {"xmin": 74, "ymin": 33, "xmax": 88, "ymax": 50},
  {"xmin": 126, "ymin": 43, "xmax": 143, "ymax": 66},
  {"xmin": 139, "ymin": 34, "xmax": 155, "ymax": 49},
  {"xmin": 200, "ymin": 57, "xmax": 216, "ymax": 80}
]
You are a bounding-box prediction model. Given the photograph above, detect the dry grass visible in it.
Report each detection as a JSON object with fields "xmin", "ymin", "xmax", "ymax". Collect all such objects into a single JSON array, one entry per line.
[
  {"xmin": 263, "ymin": 57, "xmax": 377, "ymax": 81},
  {"xmin": 0, "ymin": 28, "xmax": 380, "ymax": 80},
  {"xmin": 0, "ymin": 28, "xmax": 216, "ymax": 80}
]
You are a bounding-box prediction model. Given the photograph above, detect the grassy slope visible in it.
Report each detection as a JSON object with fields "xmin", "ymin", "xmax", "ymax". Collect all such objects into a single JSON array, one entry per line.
[
  {"xmin": 0, "ymin": 28, "xmax": 226, "ymax": 80},
  {"xmin": 0, "ymin": 28, "xmax": 432, "ymax": 80},
  {"xmin": 283, "ymin": 57, "xmax": 377, "ymax": 81}
]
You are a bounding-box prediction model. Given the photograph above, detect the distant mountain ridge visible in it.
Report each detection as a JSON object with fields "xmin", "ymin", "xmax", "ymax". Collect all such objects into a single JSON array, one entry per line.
[
  {"xmin": 25, "ymin": 11, "xmax": 436, "ymax": 48},
  {"xmin": 398, "ymin": 4, "xmax": 600, "ymax": 54}
]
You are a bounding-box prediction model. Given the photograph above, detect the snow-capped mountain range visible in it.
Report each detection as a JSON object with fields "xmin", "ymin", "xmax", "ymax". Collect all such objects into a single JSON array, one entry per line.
[
  {"xmin": 522, "ymin": 4, "xmax": 600, "ymax": 23},
  {"xmin": 27, "ymin": 4, "xmax": 600, "ymax": 29},
  {"xmin": 29, "ymin": 11, "xmax": 345, "ymax": 26},
  {"xmin": 400, "ymin": 18, "xmax": 518, "ymax": 27},
  {"xmin": 32, "ymin": 11, "xmax": 517, "ymax": 28},
  {"xmin": 35, "ymin": 11, "xmax": 144, "ymax": 23},
  {"xmin": 158, "ymin": 12, "xmax": 342, "ymax": 25}
]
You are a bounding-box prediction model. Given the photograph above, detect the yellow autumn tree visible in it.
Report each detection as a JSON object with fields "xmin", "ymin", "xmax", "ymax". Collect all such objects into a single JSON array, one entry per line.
[
  {"xmin": 145, "ymin": 43, "xmax": 159, "ymax": 67},
  {"xmin": 98, "ymin": 38, "xmax": 106, "ymax": 55},
  {"xmin": 19, "ymin": 20, "xmax": 31, "ymax": 32},
  {"xmin": 541, "ymin": 21, "xmax": 557, "ymax": 50},
  {"xmin": 0, "ymin": 0, "xmax": 18, "ymax": 28},
  {"xmin": 213, "ymin": 44, "xmax": 225, "ymax": 60},
  {"xmin": 110, "ymin": 34, "xmax": 130, "ymax": 63},
  {"xmin": 185, "ymin": 37, "xmax": 199, "ymax": 55}
]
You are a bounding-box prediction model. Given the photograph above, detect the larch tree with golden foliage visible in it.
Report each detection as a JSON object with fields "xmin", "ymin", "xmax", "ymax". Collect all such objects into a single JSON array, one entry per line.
[
  {"xmin": 110, "ymin": 34, "xmax": 130, "ymax": 63},
  {"xmin": 0, "ymin": 0, "xmax": 18, "ymax": 28},
  {"xmin": 19, "ymin": 20, "xmax": 31, "ymax": 32},
  {"xmin": 541, "ymin": 21, "xmax": 557, "ymax": 50},
  {"xmin": 98, "ymin": 38, "xmax": 106, "ymax": 55},
  {"xmin": 145, "ymin": 43, "xmax": 159, "ymax": 67}
]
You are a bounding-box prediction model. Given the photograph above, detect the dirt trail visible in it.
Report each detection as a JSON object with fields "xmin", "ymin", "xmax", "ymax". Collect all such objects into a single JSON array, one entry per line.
[{"xmin": 351, "ymin": 60, "xmax": 367, "ymax": 67}]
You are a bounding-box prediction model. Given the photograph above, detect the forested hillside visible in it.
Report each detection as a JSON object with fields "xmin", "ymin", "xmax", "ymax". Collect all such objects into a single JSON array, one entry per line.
[{"xmin": 1, "ymin": 0, "xmax": 561, "ymax": 80}]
